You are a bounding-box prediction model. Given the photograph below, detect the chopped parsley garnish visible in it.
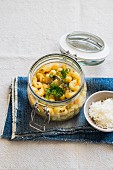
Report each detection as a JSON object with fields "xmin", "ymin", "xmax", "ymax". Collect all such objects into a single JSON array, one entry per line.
[
  {"xmin": 45, "ymin": 83, "xmax": 64, "ymax": 99},
  {"xmin": 61, "ymin": 69, "xmax": 69, "ymax": 79},
  {"xmin": 64, "ymin": 82, "xmax": 69, "ymax": 88},
  {"xmin": 49, "ymin": 74, "xmax": 54, "ymax": 78},
  {"xmin": 49, "ymin": 74, "xmax": 61, "ymax": 82}
]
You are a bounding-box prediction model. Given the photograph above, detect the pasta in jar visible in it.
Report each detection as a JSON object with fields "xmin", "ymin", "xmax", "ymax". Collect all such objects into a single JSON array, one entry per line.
[{"xmin": 28, "ymin": 53, "xmax": 87, "ymax": 121}]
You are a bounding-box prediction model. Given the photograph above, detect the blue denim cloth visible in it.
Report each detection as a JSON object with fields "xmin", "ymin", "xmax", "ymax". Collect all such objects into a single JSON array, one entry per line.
[{"xmin": 1, "ymin": 77, "xmax": 113, "ymax": 144}]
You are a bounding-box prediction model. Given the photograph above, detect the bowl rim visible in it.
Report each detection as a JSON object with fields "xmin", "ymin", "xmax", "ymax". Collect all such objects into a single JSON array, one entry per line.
[{"xmin": 84, "ymin": 90, "xmax": 113, "ymax": 132}]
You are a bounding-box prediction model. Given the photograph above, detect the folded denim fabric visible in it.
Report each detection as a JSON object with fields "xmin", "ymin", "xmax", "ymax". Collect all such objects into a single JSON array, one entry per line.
[{"xmin": 1, "ymin": 77, "xmax": 113, "ymax": 144}]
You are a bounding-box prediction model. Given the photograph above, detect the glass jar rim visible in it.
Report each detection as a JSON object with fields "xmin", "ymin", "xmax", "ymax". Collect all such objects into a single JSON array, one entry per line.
[{"xmin": 28, "ymin": 53, "xmax": 85, "ymax": 105}]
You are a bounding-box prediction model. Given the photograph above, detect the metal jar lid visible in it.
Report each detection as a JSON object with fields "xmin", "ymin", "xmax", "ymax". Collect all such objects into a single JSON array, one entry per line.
[{"xmin": 59, "ymin": 31, "xmax": 110, "ymax": 66}]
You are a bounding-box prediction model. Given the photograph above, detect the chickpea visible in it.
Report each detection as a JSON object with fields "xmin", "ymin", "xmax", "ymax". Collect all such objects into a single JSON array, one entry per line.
[
  {"xmin": 38, "ymin": 65, "xmax": 46, "ymax": 74},
  {"xmin": 65, "ymin": 90, "xmax": 75, "ymax": 98},
  {"xmin": 72, "ymin": 71, "xmax": 80, "ymax": 80},
  {"xmin": 49, "ymin": 95, "xmax": 55, "ymax": 101},
  {"xmin": 69, "ymin": 80, "xmax": 78, "ymax": 91},
  {"xmin": 35, "ymin": 87, "xmax": 44, "ymax": 97},
  {"xmin": 50, "ymin": 70, "xmax": 56, "ymax": 75},
  {"xmin": 43, "ymin": 84, "xmax": 50, "ymax": 91},
  {"xmin": 60, "ymin": 94, "xmax": 65, "ymax": 100},
  {"xmin": 33, "ymin": 82, "xmax": 42, "ymax": 89},
  {"xmin": 32, "ymin": 76, "xmax": 37, "ymax": 83},
  {"xmin": 44, "ymin": 65, "xmax": 52, "ymax": 72},
  {"xmin": 54, "ymin": 106, "xmax": 68, "ymax": 116},
  {"xmin": 77, "ymin": 78, "xmax": 81, "ymax": 86},
  {"xmin": 31, "ymin": 86, "xmax": 38, "ymax": 92},
  {"xmin": 36, "ymin": 73, "xmax": 46, "ymax": 83},
  {"xmin": 51, "ymin": 63, "xmax": 59, "ymax": 70},
  {"xmin": 66, "ymin": 76, "xmax": 72, "ymax": 83},
  {"xmin": 45, "ymin": 74, "xmax": 51, "ymax": 83},
  {"xmin": 53, "ymin": 79, "xmax": 59, "ymax": 85},
  {"xmin": 61, "ymin": 64, "xmax": 66, "ymax": 69},
  {"xmin": 58, "ymin": 68, "xmax": 62, "ymax": 72}
]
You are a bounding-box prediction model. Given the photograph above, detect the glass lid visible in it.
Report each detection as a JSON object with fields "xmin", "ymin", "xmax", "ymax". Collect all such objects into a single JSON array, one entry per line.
[{"xmin": 66, "ymin": 31, "xmax": 105, "ymax": 53}]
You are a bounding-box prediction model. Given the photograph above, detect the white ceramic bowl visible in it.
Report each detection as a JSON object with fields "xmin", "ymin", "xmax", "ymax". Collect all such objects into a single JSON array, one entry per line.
[{"xmin": 84, "ymin": 91, "xmax": 113, "ymax": 132}]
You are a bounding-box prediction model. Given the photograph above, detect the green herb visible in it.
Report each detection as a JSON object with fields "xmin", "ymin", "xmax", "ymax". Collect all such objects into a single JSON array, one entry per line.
[
  {"xmin": 61, "ymin": 69, "xmax": 69, "ymax": 79},
  {"xmin": 49, "ymin": 74, "xmax": 60, "ymax": 80},
  {"xmin": 49, "ymin": 74, "xmax": 54, "ymax": 78},
  {"xmin": 64, "ymin": 82, "xmax": 69, "ymax": 87},
  {"xmin": 45, "ymin": 88, "xmax": 51, "ymax": 99},
  {"xmin": 45, "ymin": 83, "xmax": 64, "ymax": 99},
  {"xmin": 49, "ymin": 74, "xmax": 61, "ymax": 84}
]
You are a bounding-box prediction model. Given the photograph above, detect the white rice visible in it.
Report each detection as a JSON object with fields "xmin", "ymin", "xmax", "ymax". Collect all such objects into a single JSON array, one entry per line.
[{"xmin": 89, "ymin": 98, "xmax": 113, "ymax": 129}]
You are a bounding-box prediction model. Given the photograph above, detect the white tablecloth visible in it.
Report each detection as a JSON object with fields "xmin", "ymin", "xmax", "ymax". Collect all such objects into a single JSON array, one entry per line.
[{"xmin": 0, "ymin": 0, "xmax": 113, "ymax": 169}]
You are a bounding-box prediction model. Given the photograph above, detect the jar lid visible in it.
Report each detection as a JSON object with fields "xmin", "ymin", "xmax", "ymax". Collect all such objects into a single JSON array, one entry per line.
[
  {"xmin": 66, "ymin": 31, "xmax": 104, "ymax": 53},
  {"xmin": 59, "ymin": 31, "xmax": 110, "ymax": 65}
]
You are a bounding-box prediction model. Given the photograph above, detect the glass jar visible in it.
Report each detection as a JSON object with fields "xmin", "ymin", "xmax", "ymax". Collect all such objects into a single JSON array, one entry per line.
[{"xmin": 28, "ymin": 53, "xmax": 87, "ymax": 124}]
